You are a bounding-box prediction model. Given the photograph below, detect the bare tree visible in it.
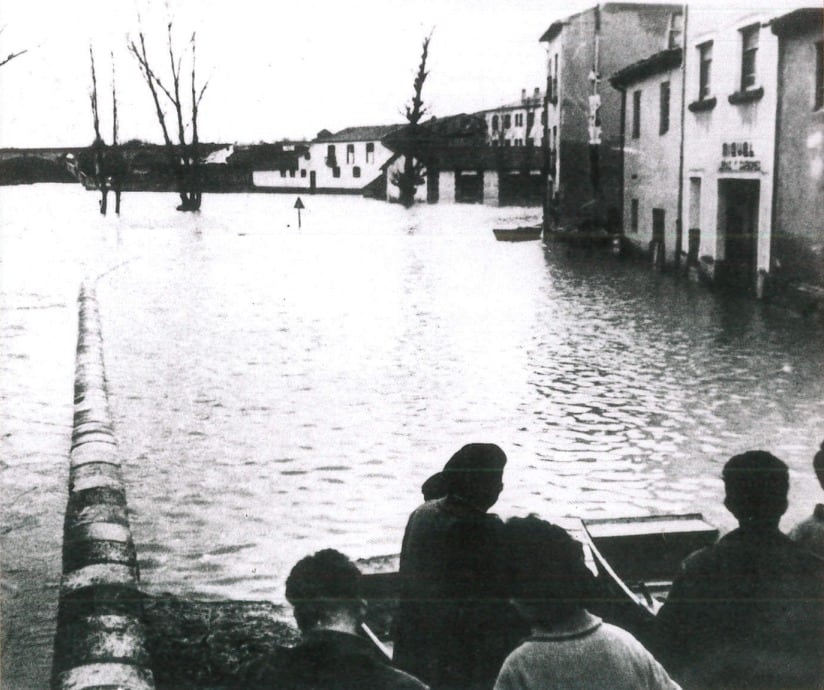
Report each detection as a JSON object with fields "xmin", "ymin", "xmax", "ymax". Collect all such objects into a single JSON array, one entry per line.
[
  {"xmin": 128, "ymin": 21, "xmax": 208, "ymax": 212},
  {"xmin": 391, "ymin": 32, "xmax": 432, "ymax": 208},
  {"xmin": 81, "ymin": 47, "xmax": 126, "ymax": 215}
]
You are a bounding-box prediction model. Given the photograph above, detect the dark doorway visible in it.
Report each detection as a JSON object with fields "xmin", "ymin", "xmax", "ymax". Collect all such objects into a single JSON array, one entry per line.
[
  {"xmin": 652, "ymin": 208, "xmax": 665, "ymax": 268},
  {"xmin": 499, "ymin": 171, "xmax": 543, "ymax": 206},
  {"xmin": 309, "ymin": 171, "xmax": 316, "ymax": 193},
  {"xmin": 718, "ymin": 179, "xmax": 759, "ymax": 291},
  {"xmin": 455, "ymin": 170, "xmax": 483, "ymax": 204},
  {"xmin": 427, "ymin": 169, "xmax": 439, "ymax": 203}
]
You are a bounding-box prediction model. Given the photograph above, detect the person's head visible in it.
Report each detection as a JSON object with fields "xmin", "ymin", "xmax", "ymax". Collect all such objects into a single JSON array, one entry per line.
[
  {"xmin": 285, "ymin": 549, "xmax": 364, "ymax": 634},
  {"xmin": 421, "ymin": 471, "xmax": 448, "ymax": 502},
  {"xmin": 503, "ymin": 515, "xmax": 594, "ymax": 627},
  {"xmin": 814, "ymin": 442, "xmax": 824, "ymax": 491},
  {"xmin": 723, "ymin": 451, "xmax": 789, "ymax": 525},
  {"xmin": 441, "ymin": 443, "xmax": 506, "ymax": 511}
]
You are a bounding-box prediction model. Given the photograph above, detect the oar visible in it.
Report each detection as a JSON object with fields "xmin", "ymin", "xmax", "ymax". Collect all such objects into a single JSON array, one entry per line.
[{"xmin": 360, "ymin": 622, "xmax": 392, "ymax": 661}]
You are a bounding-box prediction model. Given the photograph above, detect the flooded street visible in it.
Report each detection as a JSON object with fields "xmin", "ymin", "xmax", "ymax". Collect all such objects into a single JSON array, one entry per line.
[{"xmin": 2, "ymin": 184, "xmax": 824, "ymax": 688}]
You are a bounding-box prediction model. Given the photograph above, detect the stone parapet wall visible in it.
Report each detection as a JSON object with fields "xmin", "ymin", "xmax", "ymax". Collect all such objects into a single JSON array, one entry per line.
[{"xmin": 52, "ymin": 284, "xmax": 156, "ymax": 690}]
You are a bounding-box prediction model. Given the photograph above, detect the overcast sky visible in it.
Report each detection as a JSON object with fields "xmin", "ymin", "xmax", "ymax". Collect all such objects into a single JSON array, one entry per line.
[{"xmin": 0, "ymin": 0, "xmax": 798, "ymax": 148}]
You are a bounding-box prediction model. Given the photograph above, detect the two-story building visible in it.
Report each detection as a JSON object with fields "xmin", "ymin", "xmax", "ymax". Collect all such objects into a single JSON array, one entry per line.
[
  {"xmin": 610, "ymin": 47, "xmax": 683, "ymax": 267},
  {"xmin": 252, "ymin": 125, "xmax": 402, "ymax": 196},
  {"xmin": 680, "ymin": 6, "xmax": 783, "ymax": 295},
  {"xmin": 478, "ymin": 88, "xmax": 545, "ymax": 148},
  {"xmin": 540, "ymin": 3, "xmax": 683, "ymax": 231}
]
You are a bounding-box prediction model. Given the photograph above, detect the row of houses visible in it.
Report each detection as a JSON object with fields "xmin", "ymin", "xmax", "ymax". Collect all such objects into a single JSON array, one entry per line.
[
  {"xmin": 234, "ymin": 3, "xmax": 821, "ymax": 298},
  {"xmin": 541, "ymin": 3, "xmax": 822, "ymax": 298},
  {"xmin": 247, "ymin": 98, "xmax": 547, "ymax": 206}
]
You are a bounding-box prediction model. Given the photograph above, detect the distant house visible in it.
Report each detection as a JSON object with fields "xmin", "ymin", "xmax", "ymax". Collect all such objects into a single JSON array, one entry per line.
[
  {"xmin": 478, "ymin": 88, "xmax": 545, "ymax": 148},
  {"xmin": 540, "ymin": 3, "xmax": 683, "ymax": 230},
  {"xmin": 611, "ymin": 47, "xmax": 683, "ymax": 267},
  {"xmin": 384, "ymin": 111, "xmax": 544, "ymax": 206},
  {"xmin": 252, "ymin": 126, "xmax": 402, "ymax": 196}
]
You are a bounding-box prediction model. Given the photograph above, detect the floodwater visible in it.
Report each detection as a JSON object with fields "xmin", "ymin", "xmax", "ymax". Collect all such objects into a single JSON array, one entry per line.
[{"xmin": 2, "ymin": 184, "xmax": 823, "ymax": 688}]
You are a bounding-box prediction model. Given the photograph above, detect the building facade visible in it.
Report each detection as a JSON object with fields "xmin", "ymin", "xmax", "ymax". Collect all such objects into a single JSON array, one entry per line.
[
  {"xmin": 540, "ymin": 3, "xmax": 683, "ymax": 231},
  {"xmin": 611, "ymin": 48, "xmax": 683, "ymax": 266},
  {"xmin": 252, "ymin": 125, "xmax": 401, "ymax": 196},
  {"xmin": 479, "ymin": 89, "xmax": 545, "ymax": 148},
  {"xmin": 680, "ymin": 6, "xmax": 782, "ymax": 295},
  {"xmin": 770, "ymin": 8, "xmax": 824, "ymax": 294}
]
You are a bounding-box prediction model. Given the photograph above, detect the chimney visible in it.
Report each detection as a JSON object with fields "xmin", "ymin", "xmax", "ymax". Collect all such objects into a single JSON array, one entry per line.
[{"xmin": 521, "ymin": 88, "xmax": 526, "ymax": 102}]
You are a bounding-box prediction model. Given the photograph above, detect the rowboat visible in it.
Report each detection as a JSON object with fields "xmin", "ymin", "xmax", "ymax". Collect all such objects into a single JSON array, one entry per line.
[
  {"xmin": 493, "ymin": 225, "xmax": 543, "ymax": 242},
  {"xmin": 359, "ymin": 513, "xmax": 718, "ymax": 651}
]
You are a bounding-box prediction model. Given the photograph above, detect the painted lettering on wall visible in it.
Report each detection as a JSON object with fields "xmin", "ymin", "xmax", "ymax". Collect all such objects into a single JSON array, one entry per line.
[
  {"xmin": 721, "ymin": 142, "xmax": 755, "ymax": 157},
  {"xmin": 720, "ymin": 141, "xmax": 760, "ymax": 172},
  {"xmin": 720, "ymin": 159, "xmax": 761, "ymax": 172}
]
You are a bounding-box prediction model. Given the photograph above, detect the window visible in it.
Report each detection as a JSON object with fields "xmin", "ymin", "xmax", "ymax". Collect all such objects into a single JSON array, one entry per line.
[
  {"xmin": 332, "ymin": 166, "xmax": 341, "ymax": 178},
  {"xmin": 366, "ymin": 142, "xmax": 375, "ymax": 163},
  {"xmin": 741, "ymin": 25, "xmax": 759, "ymax": 90},
  {"xmin": 289, "ymin": 169, "xmax": 295, "ymax": 178},
  {"xmin": 503, "ymin": 113, "xmax": 511, "ymax": 128},
  {"xmin": 353, "ymin": 166, "xmax": 361, "ymax": 178},
  {"xmin": 632, "ymin": 90, "xmax": 641, "ymax": 138},
  {"xmin": 346, "ymin": 143, "xmax": 355, "ymax": 164},
  {"xmin": 527, "ymin": 111, "xmax": 535, "ymax": 130},
  {"xmin": 492, "ymin": 114, "xmax": 499, "ymax": 132},
  {"xmin": 300, "ymin": 169, "xmax": 307, "ymax": 178},
  {"xmin": 698, "ymin": 41, "xmax": 712, "ymax": 100},
  {"xmin": 552, "ymin": 126, "xmax": 558, "ymax": 151},
  {"xmin": 816, "ymin": 41, "xmax": 823, "ymax": 110},
  {"xmin": 630, "ymin": 199, "xmax": 639, "ymax": 233},
  {"xmin": 515, "ymin": 113, "xmax": 524, "ymax": 126},
  {"xmin": 667, "ymin": 12, "xmax": 683, "ymax": 49},
  {"xmin": 514, "ymin": 139, "xmax": 523, "ymax": 147},
  {"xmin": 660, "ymin": 81, "xmax": 670, "ymax": 135},
  {"xmin": 280, "ymin": 170, "xmax": 286, "ymax": 178}
]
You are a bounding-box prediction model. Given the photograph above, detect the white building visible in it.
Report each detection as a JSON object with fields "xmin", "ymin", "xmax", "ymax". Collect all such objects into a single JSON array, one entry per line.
[
  {"xmin": 611, "ymin": 47, "xmax": 683, "ymax": 266},
  {"xmin": 252, "ymin": 125, "xmax": 402, "ymax": 195},
  {"xmin": 681, "ymin": 6, "xmax": 783, "ymax": 295},
  {"xmin": 478, "ymin": 88, "xmax": 544, "ymax": 148}
]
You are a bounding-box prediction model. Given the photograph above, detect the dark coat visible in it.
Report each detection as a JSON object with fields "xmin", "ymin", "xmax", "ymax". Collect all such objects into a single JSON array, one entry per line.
[
  {"xmin": 393, "ymin": 496, "xmax": 528, "ymax": 690},
  {"xmin": 237, "ymin": 629, "xmax": 428, "ymax": 690},
  {"xmin": 655, "ymin": 524, "xmax": 824, "ymax": 689}
]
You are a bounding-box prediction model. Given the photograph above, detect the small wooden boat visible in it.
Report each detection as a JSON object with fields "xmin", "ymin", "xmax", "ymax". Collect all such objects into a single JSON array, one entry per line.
[
  {"xmin": 359, "ymin": 513, "xmax": 718, "ymax": 650},
  {"xmin": 493, "ymin": 225, "xmax": 543, "ymax": 242}
]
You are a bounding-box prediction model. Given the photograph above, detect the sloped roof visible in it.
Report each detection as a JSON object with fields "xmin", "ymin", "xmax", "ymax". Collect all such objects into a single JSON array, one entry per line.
[
  {"xmin": 315, "ymin": 125, "xmax": 404, "ymax": 143},
  {"xmin": 610, "ymin": 47, "xmax": 682, "ymax": 89},
  {"xmin": 475, "ymin": 92, "xmax": 545, "ymax": 115}
]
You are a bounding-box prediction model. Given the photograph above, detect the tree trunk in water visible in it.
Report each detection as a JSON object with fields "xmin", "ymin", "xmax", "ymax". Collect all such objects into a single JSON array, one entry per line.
[{"xmin": 99, "ymin": 188, "xmax": 108, "ymax": 216}]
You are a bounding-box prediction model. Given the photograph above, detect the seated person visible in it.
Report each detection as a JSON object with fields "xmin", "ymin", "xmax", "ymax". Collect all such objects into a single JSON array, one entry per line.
[
  {"xmin": 494, "ymin": 516, "xmax": 679, "ymax": 690},
  {"xmin": 239, "ymin": 549, "xmax": 428, "ymax": 690},
  {"xmin": 789, "ymin": 441, "xmax": 824, "ymax": 557},
  {"xmin": 656, "ymin": 450, "xmax": 824, "ymax": 689}
]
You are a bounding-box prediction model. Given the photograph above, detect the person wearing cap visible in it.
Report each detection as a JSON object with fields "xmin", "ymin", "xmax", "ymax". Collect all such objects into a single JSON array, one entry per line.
[
  {"xmin": 238, "ymin": 549, "xmax": 428, "ymax": 690},
  {"xmin": 656, "ymin": 451, "xmax": 824, "ymax": 689},
  {"xmin": 494, "ymin": 516, "xmax": 679, "ymax": 690},
  {"xmin": 789, "ymin": 441, "xmax": 824, "ymax": 558},
  {"xmin": 393, "ymin": 443, "xmax": 527, "ymax": 690}
]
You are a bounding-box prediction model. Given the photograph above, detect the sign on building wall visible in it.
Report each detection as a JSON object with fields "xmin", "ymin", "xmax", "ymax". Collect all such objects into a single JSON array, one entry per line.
[
  {"xmin": 719, "ymin": 141, "xmax": 761, "ymax": 172},
  {"xmin": 588, "ymin": 94, "xmax": 602, "ymax": 145}
]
